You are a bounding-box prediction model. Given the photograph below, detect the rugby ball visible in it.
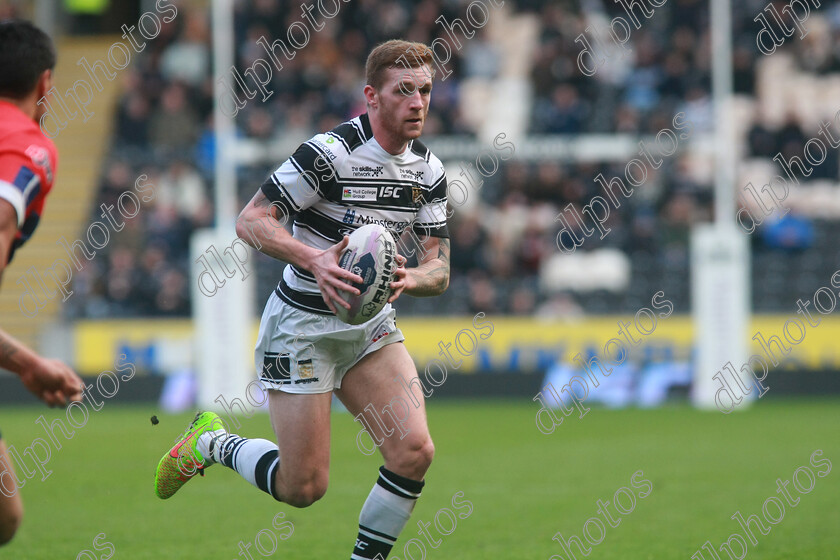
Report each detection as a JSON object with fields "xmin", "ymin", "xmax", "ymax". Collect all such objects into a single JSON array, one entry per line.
[{"xmin": 334, "ymin": 224, "xmax": 397, "ymax": 325}]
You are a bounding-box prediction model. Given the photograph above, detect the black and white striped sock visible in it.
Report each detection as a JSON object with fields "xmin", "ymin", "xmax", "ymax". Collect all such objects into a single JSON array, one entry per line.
[
  {"xmin": 351, "ymin": 466, "xmax": 424, "ymax": 560},
  {"xmin": 208, "ymin": 433, "xmax": 279, "ymax": 498}
]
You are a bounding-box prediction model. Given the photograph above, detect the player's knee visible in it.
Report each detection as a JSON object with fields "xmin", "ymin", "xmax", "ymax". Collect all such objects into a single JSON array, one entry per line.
[
  {"xmin": 415, "ymin": 436, "xmax": 435, "ymax": 473},
  {"xmin": 0, "ymin": 502, "xmax": 23, "ymax": 546},
  {"xmin": 392, "ymin": 436, "xmax": 435, "ymax": 479},
  {"xmin": 284, "ymin": 482, "xmax": 328, "ymax": 508},
  {"xmin": 280, "ymin": 470, "xmax": 329, "ymax": 508}
]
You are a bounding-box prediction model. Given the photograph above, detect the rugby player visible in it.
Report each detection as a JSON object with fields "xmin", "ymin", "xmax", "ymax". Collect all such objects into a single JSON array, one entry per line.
[
  {"xmin": 0, "ymin": 20, "xmax": 85, "ymax": 546},
  {"xmin": 154, "ymin": 40, "xmax": 450, "ymax": 559}
]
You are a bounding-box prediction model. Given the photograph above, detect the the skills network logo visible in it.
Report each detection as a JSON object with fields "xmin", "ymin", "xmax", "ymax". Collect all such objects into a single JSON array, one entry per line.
[
  {"xmin": 400, "ymin": 169, "xmax": 424, "ymax": 181},
  {"xmin": 351, "ymin": 165, "xmax": 384, "ymax": 178}
]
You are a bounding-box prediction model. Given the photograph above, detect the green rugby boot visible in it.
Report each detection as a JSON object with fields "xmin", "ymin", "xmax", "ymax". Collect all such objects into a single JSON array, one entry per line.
[{"xmin": 154, "ymin": 411, "xmax": 225, "ymax": 499}]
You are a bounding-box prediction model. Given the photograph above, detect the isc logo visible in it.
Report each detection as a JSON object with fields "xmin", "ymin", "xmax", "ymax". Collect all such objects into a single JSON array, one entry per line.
[{"xmin": 379, "ymin": 186, "xmax": 402, "ymax": 198}]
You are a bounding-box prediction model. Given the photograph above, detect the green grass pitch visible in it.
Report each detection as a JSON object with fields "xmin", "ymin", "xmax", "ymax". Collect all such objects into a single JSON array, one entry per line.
[{"xmin": 1, "ymin": 399, "xmax": 838, "ymax": 559}]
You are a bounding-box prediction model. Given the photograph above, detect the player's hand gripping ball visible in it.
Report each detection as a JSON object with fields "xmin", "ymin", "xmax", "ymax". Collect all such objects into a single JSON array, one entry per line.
[{"xmin": 334, "ymin": 224, "xmax": 397, "ymax": 325}]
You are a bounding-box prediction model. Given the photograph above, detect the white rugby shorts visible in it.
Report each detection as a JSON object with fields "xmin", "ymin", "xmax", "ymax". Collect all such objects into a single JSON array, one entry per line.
[{"xmin": 254, "ymin": 291, "xmax": 405, "ymax": 393}]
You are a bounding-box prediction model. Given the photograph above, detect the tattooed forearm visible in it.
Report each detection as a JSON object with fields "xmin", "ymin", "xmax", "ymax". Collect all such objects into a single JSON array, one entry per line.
[
  {"xmin": 0, "ymin": 331, "xmax": 19, "ymax": 363},
  {"xmin": 252, "ymin": 190, "xmax": 290, "ymax": 226},
  {"xmin": 406, "ymin": 238, "xmax": 450, "ymax": 296},
  {"xmin": 437, "ymin": 238, "xmax": 450, "ymax": 267},
  {"xmin": 254, "ymin": 194, "xmax": 270, "ymax": 208}
]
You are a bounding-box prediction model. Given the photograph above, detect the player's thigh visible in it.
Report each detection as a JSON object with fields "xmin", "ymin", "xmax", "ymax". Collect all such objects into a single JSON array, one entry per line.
[
  {"xmin": 337, "ymin": 342, "xmax": 434, "ymax": 474},
  {"xmin": 0, "ymin": 440, "xmax": 23, "ymax": 545},
  {"xmin": 267, "ymin": 390, "xmax": 332, "ymax": 485}
]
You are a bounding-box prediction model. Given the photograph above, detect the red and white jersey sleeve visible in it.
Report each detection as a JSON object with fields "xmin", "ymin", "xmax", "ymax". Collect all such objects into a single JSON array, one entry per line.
[{"xmin": 0, "ymin": 100, "xmax": 58, "ymax": 262}]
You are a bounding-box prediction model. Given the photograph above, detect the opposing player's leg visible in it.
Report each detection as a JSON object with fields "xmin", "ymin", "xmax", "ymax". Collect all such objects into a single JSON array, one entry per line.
[
  {"xmin": 0, "ymin": 438, "xmax": 23, "ymax": 546},
  {"xmin": 337, "ymin": 342, "xmax": 434, "ymax": 560}
]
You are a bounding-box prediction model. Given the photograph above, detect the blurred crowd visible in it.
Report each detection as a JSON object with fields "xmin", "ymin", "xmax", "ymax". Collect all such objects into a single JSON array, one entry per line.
[{"xmin": 59, "ymin": 0, "xmax": 840, "ymax": 317}]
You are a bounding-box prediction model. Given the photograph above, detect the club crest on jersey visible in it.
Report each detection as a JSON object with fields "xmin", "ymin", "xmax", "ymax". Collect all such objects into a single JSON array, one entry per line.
[
  {"xmin": 412, "ymin": 185, "xmax": 424, "ymax": 206},
  {"xmin": 343, "ymin": 187, "xmax": 378, "ymax": 201}
]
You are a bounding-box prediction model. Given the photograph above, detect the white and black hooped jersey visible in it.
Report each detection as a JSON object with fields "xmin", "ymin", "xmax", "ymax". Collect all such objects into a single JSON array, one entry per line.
[{"xmin": 259, "ymin": 113, "xmax": 449, "ymax": 315}]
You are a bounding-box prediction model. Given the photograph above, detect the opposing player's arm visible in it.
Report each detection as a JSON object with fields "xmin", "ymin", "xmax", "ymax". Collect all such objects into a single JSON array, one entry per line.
[
  {"xmin": 0, "ymin": 199, "xmax": 17, "ymax": 282},
  {"xmin": 389, "ymin": 234, "xmax": 450, "ymax": 300},
  {"xmin": 236, "ymin": 190, "xmax": 363, "ymax": 312},
  {"xmin": 0, "ymin": 200, "xmax": 82, "ymax": 405},
  {"xmin": 0, "ymin": 201, "xmax": 26, "ymax": 370},
  {"xmin": 0, "ymin": 328, "xmax": 82, "ymax": 406}
]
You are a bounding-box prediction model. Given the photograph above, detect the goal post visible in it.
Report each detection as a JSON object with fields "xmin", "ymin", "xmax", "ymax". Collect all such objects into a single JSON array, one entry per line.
[
  {"xmin": 690, "ymin": 226, "xmax": 751, "ymax": 410},
  {"xmin": 690, "ymin": 0, "xmax": 752, "ymax": 410},
  {"xmin": 190, "ymin": 0, "xmax": 254, "ymax": 410}
]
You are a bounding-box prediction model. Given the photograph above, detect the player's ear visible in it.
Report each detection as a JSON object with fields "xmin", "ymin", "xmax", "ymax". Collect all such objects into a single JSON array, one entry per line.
[
  {"xmin": 36, "ymin": 69, "xmax": 53, "ymax": 100},
  {"xmin": 363, "ymin": 84, "xmax": 377, "ymax": 109}
]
